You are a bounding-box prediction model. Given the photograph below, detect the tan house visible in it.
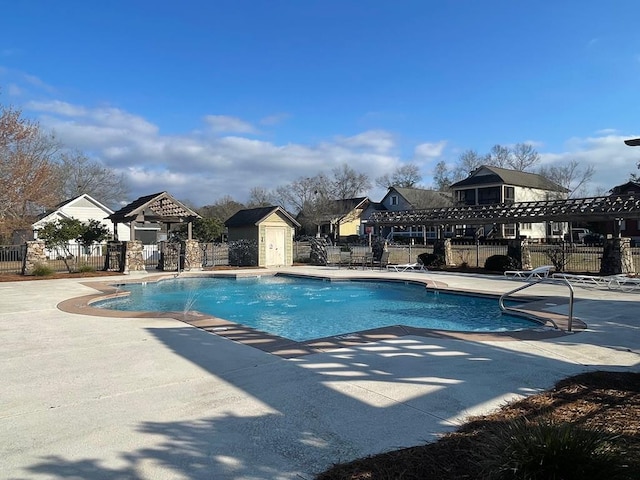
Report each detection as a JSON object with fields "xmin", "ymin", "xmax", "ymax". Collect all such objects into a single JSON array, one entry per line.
[
  {"xmin": 450, "ymin": 165, "xmax": 569, "ymax": 241},
  {"xmin": 315, "ymin": 197, "xmax": 372, "ymax": 242},
  {"xmin": 225, "ymin": 206, "xmax": 300, "ymax": 267}
]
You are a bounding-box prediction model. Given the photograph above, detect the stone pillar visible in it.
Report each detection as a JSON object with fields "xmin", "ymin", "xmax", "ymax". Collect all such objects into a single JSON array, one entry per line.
[
  {"xmin": 507, "ymin": 239, "xmax": 530, "ymax": 270},
  {"xmin": 184, "ymin": 239, "xmax": 202, "ymax": 271},
  {"xmin": 434, "ymin": 238, "xmax": 455, "ymax": 266},
  {"xmin": 123, "ymin": 240, "xmax": 145, "ymax": 274},
  {"xmin": 22, "ymin": 241, "xmax": 48, "ymax": 275},
  {"xmin": 600, "ymin": 237, "xmax": 635, "ymax": 276}
]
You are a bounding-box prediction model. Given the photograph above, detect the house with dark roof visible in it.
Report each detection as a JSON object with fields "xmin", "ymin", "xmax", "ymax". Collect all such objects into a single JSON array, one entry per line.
[
  {"xmin": 375, "ymin": 187, "xmax": 453, "ymax": 242},
  {"xmin": 225, "ymin": 206, "xmax": 300, "ymax": 267},
  {"xmin": 450, "ymin": 165, "xmax": 569, "ymax": 241}
]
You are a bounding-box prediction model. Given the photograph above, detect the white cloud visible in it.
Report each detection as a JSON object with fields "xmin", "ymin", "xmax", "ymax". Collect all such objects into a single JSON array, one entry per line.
[
  {"xmin": 204, "ymin": 115, "xmax": 257, "ymax": 134},
  {"xmin": 540, "ymin": 133, "xmax": 640, "ymax": 194},
  {"xmin": 337, "ymin": 130, "xmax": 395, "ymax": 154},
  {"xmin": 26, "ymin": 100, "xmax": 87, "ymax": 117},
  {"xmin": 414, "ymin": 141, "xmax": 447, "ymax": 159}
]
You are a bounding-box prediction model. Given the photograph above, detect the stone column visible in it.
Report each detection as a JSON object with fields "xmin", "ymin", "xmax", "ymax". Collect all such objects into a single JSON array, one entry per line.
[
  {"xmin": 22, "ymin": 241, "xmax": 48, "ymax": 275},
  {"xmin": 123, "ymin": 240, "xmax": 145, "ymax": 274},
  {"xmin": 600, "ymin": 237, "xmax": 635, "ymax": 276},
  {"xmin": 507, "ymin": 239, "xmax": 530, "ymax": 270},
  {"xmin": 184, "ymin": 239, "xmax": 202, "ymax": 271},
  {"xmin": 434, "ymin": 238, "xmax": 455, "ymax": 266}
]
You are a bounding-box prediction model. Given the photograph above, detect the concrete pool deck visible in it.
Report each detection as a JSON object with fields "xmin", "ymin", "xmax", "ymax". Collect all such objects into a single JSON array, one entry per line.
[{"xmin": 1, "ymin": 267, "xmax": 639, "ymax": 479}]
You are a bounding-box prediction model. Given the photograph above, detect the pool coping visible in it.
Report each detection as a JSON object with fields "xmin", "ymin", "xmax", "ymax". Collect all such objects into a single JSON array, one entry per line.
[{"xmin": 57, "ymin": 271, "xmax": 584, "ymax": 358}]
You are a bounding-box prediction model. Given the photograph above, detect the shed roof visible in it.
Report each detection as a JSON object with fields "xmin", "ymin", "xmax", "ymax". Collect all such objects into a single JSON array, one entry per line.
[{"xmin": 225, "ymin": 206, "xmax": 301, "ymax": 228}]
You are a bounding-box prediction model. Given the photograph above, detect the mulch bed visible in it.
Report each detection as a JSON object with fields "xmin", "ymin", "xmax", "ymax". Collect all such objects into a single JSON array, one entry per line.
[{"xmin": 316, "ymin": 371, "xmax": 640, "ymax": 479}]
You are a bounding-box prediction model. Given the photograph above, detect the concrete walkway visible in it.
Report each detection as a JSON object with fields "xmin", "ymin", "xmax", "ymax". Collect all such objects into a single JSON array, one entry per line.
[{"xmin": 1, "ymin": 268, "xmax": 638, "ymax": 479}]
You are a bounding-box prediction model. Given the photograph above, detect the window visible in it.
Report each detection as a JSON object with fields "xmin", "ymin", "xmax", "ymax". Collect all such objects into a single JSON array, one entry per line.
[
  {"xmin": 456, "ymin": 189, "xmax": 476, "ymax": 205},
  {"xmin": 504, "ymin": 186, "xmax": 515, "ymax": 203},
  {"xmin": 477, "ymin": 187, "xmax": 501, "ymax": 205},
  {"xmin": 521, "ymin": 223, "xmax": 532, "ymax": 230},
  {"xmin": 391, "ymin": 195, "xmax": 398, "ymax": 206},
  {"xmin": 504, "ymin": 223, "xmax": 516, "ymax": 237}
]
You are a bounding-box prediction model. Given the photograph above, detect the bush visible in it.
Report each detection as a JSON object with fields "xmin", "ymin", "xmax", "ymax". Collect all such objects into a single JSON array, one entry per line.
[
  {"xmin": 32, "ymin": 263, "xmax": 54, "ymax": 277},
  {"xmin": 418, "ymin": 252, "xmax": 445, "ymax": 268},
  {"xmin": 480, "ymin": 419, "xmax": 627, "ymax": 480},
  {"xmin": 78, "ymin": 264, "xmax": 96, "ymax": 273},
  {"xmin": 484, "ymin": 254, "xmax": 517, "ymax": 272}
]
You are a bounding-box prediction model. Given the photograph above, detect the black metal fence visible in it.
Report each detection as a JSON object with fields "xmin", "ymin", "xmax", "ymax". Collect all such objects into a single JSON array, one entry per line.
[{"xmin": 3, "ymin": 241, "xmax": 640, "ymax": 275}]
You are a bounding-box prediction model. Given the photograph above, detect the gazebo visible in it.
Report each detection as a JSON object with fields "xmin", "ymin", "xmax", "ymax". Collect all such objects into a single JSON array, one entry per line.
[{"xmin": 106, "ymin": 192, "xmax": 201, "ymax": 273}]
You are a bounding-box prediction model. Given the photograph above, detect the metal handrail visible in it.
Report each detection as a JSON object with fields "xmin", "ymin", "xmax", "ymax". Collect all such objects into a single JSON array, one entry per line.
[{"xmin": 499, "ymin": 277, "xmax": 575, "ymax": 331}]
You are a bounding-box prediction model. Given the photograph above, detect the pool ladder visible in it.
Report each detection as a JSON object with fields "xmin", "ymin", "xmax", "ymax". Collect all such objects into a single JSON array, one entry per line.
[{"xmin": 499, "ymin": 277, "xmax": 575, "ymax": 332}]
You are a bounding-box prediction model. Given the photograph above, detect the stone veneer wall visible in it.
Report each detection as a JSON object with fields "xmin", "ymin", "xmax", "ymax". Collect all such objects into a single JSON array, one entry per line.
[
  {"xmin": 184, "ymin": 239, "xmax": 202, "ymax": 271},
  {"xmin": 507, "ymin": 239, "xmax": 531, "ymax": 270},
  {"xmin": 434, "ymin": 239, "xmax": 455, "ymax": 266},
  {"xmin": 123, "ymin": 240, "xmax": 145, "ymax": 274},
  {"xmin": 22, "ymin": 240, "xmax": 48, "ymax": 275},
  {"xmin": 600, "ymin": 237, "xmax": 635, "ymax": 276}
]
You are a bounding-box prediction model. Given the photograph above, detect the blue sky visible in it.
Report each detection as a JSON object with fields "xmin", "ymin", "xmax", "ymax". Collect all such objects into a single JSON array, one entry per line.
[{"xmin": 2, "ymin": 0, "xmax": 639, "ymax": 207}]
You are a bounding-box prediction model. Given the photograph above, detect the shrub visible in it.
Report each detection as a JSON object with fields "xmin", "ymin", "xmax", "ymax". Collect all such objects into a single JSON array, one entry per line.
[
  {"xmin": 480, "ymin": 419, "xmax": 627, "ymax": 480},
  {"xmin": 484, "ymin": 254, "xmax": 517, "ymax": 272},
  {"xmin": 32, "ymin": 263, "xmax": 54, "ymax": 277},
  {"xmin": 78, "ymin": 264, "xmax": 96, "ymax": 273},
  {"xmin": 228, "ymin": 239, "xmax": 258, "ymax": 266},
  {"xmin": 418, "ymin": 252, "xmax": 445, "ymax": 268}
]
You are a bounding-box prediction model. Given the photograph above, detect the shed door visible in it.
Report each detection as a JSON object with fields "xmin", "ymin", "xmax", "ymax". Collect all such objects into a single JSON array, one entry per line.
[{"xmin": 265, "ymin": 227, "xmax": 286, "ymax": 267}]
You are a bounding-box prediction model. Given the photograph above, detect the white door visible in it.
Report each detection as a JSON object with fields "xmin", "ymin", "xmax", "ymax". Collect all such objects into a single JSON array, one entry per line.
[{"xmin": 265, "ymin": 228, "xmax": 286, "ymax": 266}]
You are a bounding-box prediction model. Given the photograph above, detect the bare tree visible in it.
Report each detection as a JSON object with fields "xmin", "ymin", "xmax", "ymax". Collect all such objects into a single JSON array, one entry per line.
[
  {"xmin": 489, "ymin": 144, "xmax": 511, "ymax": 168},
  {"xmin": 375, "ymin": 163, "xmax": 422, "ymax": 189},
  {"xmin": 329, "ymin": 164, "xmax": 371, "ymax": 199},
  {"xmin": 55, "ymin": 150, "xmax": 129, "ymax": 208},
  {"xmin": 453, "ymin": 149, "xmax": 489, "ymax": 181},
  {"xmin": 538, "ymin": 160, "xmax": 595, "ymax": 198},
  {"xmin": 431, "ymin": 160, "xmax": 452, "ymax": 191},
  {"xmin": 246, "ymin": 187, "xmax": 275, "ymax": 208},
  {"xmin": 0, "ymin": 104, "xmax": 62, "ymax": 241},
  {"xmin": 508, "ymin": 143, "xmax": 540, "ymax": 171}
]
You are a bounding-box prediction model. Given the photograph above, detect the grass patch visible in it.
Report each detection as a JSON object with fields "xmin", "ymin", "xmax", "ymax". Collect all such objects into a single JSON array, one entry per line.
[
  {"xmin": 316, "ymin": 371, "xmax": 640, "ymax": 480},
  {"xmin": 78, "ymin": 263, "xmax": 96, "ymax": 273},
  {"xmin": 32, "ymin": 263, "xmax": 54, "ymax": 276}
]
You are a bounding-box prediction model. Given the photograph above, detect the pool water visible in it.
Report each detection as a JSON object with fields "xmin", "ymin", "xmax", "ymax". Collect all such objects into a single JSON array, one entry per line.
[{"xmin": 95, "ymin": 276, "xmax": 539, "ymax": 341}]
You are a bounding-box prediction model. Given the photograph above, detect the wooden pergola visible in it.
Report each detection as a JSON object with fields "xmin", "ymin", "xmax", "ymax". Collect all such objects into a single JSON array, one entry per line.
[
  {"xmin": 107, "ymin": 191, "xmax": 201, "ymax": 241},
  {"xmin": 370, "ymin": 194, "xmax": 640, "ymax": 227}
]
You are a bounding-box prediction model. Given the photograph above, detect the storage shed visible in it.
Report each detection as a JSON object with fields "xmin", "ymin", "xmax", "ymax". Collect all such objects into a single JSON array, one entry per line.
[{"xmin": 225, "ymin": 206, "xmax": 300, "ymax": 267}]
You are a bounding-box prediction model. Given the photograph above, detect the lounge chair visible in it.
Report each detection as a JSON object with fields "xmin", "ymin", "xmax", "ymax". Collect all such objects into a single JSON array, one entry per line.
[
  {"xmin": 551, "ymin": 273, "xmax": 612, "ymax": 288},
  {"xmin": 387, "ymin": 261, "xmax": 428, "ymax": 272},
  {"xmin": 607, "ymin": 274, "xmax": 640, "ymax": 292},
  {"xmin": 504, "ymin": 265, "xmax": 553, "ymax": 280}
]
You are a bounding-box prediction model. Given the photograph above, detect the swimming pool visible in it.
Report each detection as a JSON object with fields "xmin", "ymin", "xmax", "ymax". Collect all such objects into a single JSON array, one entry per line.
[{"xmin": 94, "ymin": 275, "xmax": 540, "ymax": 341}]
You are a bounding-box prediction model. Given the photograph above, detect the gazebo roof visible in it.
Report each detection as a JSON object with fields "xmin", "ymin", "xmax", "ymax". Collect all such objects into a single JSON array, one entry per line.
[{"xmin": 108, "ymin": 192, "xmax": 201, "ymax": 224}]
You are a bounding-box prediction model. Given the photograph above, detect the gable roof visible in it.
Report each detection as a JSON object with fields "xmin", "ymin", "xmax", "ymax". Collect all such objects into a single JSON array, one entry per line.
[
  {"xmin": 450, "ymin": 165, "xmax": 568, "ymax": 192},
  {"xmin": 225, "ymin": 206, "xmax": 301, "ymax": 228},
  {"xmin": 385, "ymin": 187, "xmax": 452, "ymax": 208},
  {"xmin": 108, "ymin": 192, "xmax": 200, "ymax": 223},
  {"xmin": 326, "ymin": 197, "xmax": 369, "ymax": 215},
  {"xmin": 33, "ymin": 194, "xmax": 114, "ymax": 226},
  {"xmin": 610, "ymin": 181, "xmax": 640, "ymax": 195}
]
